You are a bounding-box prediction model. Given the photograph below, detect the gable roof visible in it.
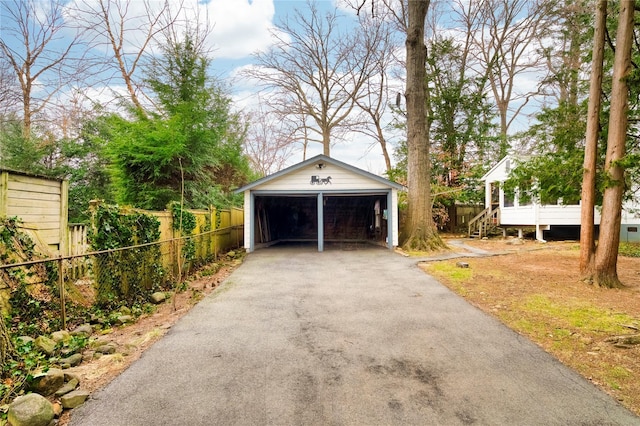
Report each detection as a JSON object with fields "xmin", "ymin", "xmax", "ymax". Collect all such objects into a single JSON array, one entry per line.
[
  {"xmin": 481, "ymin": 155, "xmax": 531, "ymax": 181},
  {"xmin": 235, "ymin": 154, "xmax": 403, "ymax": 193},
  {"xmin": 481, "ymin": 156, "xmax": 511, "ymax": 181}
]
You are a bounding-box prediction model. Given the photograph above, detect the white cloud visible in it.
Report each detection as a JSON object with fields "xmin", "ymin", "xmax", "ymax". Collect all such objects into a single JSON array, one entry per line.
[
  {"xmin": 64, "ymin": 0, "xmax": 280, "ymax": 60},
  {"xmin": 63, "ymin": 0, "xmax": 171, "ymax": 54},
  {"xmin": 201, "ymin": 0, "xmax": 280, "ymax": 59}
]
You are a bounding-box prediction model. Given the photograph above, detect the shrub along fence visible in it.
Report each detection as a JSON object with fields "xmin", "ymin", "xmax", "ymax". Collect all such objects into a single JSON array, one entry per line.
[{"xmin": 0, "ymin": 203, "xmax": 244, "ymax": 332}]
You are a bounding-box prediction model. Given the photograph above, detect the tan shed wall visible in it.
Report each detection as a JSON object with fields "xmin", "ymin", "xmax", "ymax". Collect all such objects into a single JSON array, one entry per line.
[{"xmin": 0, "ymin": 171, "xmax": 67, "ymax": 255}]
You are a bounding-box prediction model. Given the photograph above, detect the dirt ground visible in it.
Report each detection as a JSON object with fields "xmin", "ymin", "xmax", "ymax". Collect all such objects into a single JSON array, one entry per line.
[
  {"xmin": 57, "ymin": 240, "xmax": 640, "ymax": 423},
  {"xmin": 423, "ymin": 237, "xmax": 640, "ymax": 417},
  {"xmin": 57, "ymin": 260, "xmax": 241, "ymax": 425}
]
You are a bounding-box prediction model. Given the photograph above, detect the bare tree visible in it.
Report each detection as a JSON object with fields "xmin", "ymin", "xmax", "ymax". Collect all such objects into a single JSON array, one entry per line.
[
  {"xmin": 263, "ymin": 88, "xmax": 321, "ymax": 160},
  {"xmin": 0, "ymin": 0, "xmax": 85, "ymax": 139},
  {"xmin": 244, "ymin": 98, "xmax": 297, "ymax": 176},
  {"xmin": 244, "ymin": 0, "xmax": 381, "ymax": 157},
  {"xmin": 463, "ymin": 0, "xmax": 553, "ymax": 156},
  {"xmin": 592, "ymin": 0, "xmax": 636, "ymax": 288},
  {"xmin": 351, "ymin": 10, "xmax": 403, "ymax": 173},
  {"xmin": 65, "ymin": 0, "xmax": 180, "ymax": 113},
  {"xmin": 579, "ymin": 0, "xmax": 607, "ymax": 280},
  {"xmin": 0, "ymin": 58, "xmax": 20, "ymax": 119}
]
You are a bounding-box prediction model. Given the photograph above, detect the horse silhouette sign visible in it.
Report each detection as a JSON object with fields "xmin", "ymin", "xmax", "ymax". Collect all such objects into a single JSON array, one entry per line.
[{"xmin": 310, "ymin": 175, "xmax": 332, "ymax": 185}]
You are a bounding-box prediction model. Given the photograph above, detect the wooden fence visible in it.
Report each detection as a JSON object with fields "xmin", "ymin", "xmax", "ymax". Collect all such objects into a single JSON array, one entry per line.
[
  {"xmin": 65, "ymin": 205, "xmax": 244, "ymax": 280},
  {"xmin": 67, "ymin": 223, "xmax": 90, "ymax": 279}
]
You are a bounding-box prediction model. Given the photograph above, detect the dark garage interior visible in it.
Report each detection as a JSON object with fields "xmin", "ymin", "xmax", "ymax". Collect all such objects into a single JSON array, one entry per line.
[{"xmin": 254, "ymin": 194, "xmax": 388, "ymax": 247}]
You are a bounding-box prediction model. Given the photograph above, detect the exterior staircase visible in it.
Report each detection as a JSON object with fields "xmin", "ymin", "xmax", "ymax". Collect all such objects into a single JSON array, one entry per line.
[{"xmin": 468, "ymin": 207, "xmax": 500, "ymax": 238}]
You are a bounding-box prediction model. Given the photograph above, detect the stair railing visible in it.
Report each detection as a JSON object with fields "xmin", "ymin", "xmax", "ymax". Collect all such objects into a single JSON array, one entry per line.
[{"xmin": 468, "ymin": 207, "xmax": 500, "ymax": 238}]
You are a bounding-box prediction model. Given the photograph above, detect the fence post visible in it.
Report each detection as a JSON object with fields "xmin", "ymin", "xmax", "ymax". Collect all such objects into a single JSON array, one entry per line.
[
  {"xmin": 58, "ymin": 256, "xmax": 66, "ymax": 330},
  {"xmin": 234, "ymin": 208, "xmax": 239, "ymax": 248},
  {"xmin": 210, "ymin": 205, "xmax": 218, "ymax": 259}
]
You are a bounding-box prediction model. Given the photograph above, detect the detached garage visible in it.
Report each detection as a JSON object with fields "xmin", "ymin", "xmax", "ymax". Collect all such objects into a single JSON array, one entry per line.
[{"xmin": 235, "ymin": 155, "xmax": 403, "ymax": 252}]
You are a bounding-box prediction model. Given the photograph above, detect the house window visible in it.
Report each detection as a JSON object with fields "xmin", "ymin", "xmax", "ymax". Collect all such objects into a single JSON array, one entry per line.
[
  {"xmin": 491, "ymin": 183, "xmax": 500, "ymax": 208},
  {"xmin": 503, "ymin": 187, "xmax": 515, "ymax": 207},
  {"xmin": 518, "ymin": 188, "xmax": 533, "ymax": 206}
]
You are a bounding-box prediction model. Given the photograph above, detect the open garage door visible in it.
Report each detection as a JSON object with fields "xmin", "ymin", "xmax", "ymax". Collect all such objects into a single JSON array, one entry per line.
[
  {"xmin": 323, "ymin": 195, "xmax": 387, "ymax": 245},
  {"xmin": 254, "ymin": 194, "xmax": 388, "ymax": 249},
  {"xmin": 255, "ymin": 195, "xmax": 318, "ymax": 244}
]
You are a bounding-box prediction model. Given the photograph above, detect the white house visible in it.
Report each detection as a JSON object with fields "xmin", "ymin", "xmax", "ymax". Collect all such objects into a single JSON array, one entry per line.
[
  {"xmin": 235, "ymin": 154, "xmax": 403, "ymax": 252},
  {"xmin": 471, "ymin": 156, "xmax": 640, "ymax": 242}
]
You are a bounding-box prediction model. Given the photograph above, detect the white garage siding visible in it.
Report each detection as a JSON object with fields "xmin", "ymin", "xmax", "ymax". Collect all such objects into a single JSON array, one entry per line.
[
  {"xmin": 236, "ymin": 155, "xmax": 403, "ymax": 252},
  {"xmin": 256, "ymin": 162, "xmax": 393, "ymax": 192}
]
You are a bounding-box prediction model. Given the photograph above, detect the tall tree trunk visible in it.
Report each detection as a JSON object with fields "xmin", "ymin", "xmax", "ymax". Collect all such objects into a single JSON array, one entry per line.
[
  {"xmin": 22, "ymin": 96, "xmax": 31, "ymax": 140},
  {"xmin": 402, "ymin": 0, "xmax": 443, "ymax": 251},
  {"xmin": 376, "ymin": 123, "xmax": 392, "ymax": 172},
  {"xmin": 322, "ymin": 128, "xmax": 331, "ymax": 156},
  {"xmin": 579, "ymin": 0, "xmax": 607, "ymax": 279},
  {"xmin": 498, "ymin": 102, "xmax": 509, "ymax": 159},
  {"xmin": 593, "ymin": 0, "xmax": 635, "ymax": 288}
]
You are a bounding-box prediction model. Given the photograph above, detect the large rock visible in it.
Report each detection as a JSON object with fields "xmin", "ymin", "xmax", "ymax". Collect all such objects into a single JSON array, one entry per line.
[
  {"xmin": 89, "ymin": 313, "xmax": 106, "ymax": 325},
  {"xmin": 60, "ymin": 353, "xmax": 83, "ymax": 368},
  {"xmin": 51, "ymin": 330, "xmax": 71, "ymax": 343},
  {"xmin": 60, "ymin": 389, "xmax": 90, "ymax": 409},
  {"xmin": 31, "ymin": 368, "xmax": 64, "ymax": 396},
  {"xmin": 607, "ymin": 334, "xmax": 640, "ymax": 349},
  {"xmin": 7, "ymin": 393, "xmax": 55, "ymax": 426},
  {"xmin": 34, "ymin": 335, "xmax": 57, "ymax": 355},
  {"xmin": 71, "ymin": 323, "xmax": 93, "ymax": 337},
  {"xmin": 94, "ymin": 343, "xmax": 117, "ymax": 354},
  {"xmin": 116, "ymin": 315, "xmax": 133, "ymax": 325},
  {"xmin": 150, "ymin": 291, "xmax": 167, "ymax": 304},
  {"xmin": 54, "ymin": 377, "xmax": 79, "ymax": 397}
]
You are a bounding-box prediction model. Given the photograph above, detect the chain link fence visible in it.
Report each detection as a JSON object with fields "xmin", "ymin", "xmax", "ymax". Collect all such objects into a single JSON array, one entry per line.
[{"xmin": 0, "ymin": 225, "xmax": 243, "ymax": 334}]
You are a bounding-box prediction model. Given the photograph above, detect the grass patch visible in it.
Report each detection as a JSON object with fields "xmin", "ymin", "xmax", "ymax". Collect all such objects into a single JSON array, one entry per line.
[
  {"xmin": 519, "ymin": 294, "xmax": 636, "ymax": 335},
  {"xmin": 605, "ymin": 366, "xmax": 633, "ymax": 390},
  {"xmin": 619, "ymin": 242, "xmax": 640, "ymax": 258},
  {"xmin": 423, "ymin": 262, "xmax": 472, "ymax": 283}
]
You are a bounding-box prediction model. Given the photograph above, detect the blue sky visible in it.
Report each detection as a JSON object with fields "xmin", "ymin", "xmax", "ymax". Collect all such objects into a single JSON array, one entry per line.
[
  {"xmin": 195, "ymin": 0, "xmax": 394, "ymax": 173},
  {"xmin": 13, "ymin": 0, "xmax": 392, "ymax": 173},
  {"xmin": 1, "ymin": 0, "xmax": 543, "ymax": 175}
]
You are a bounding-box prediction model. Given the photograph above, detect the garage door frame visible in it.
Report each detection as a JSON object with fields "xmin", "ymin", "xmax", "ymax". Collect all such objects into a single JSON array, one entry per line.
[{"xmin": 249, "ymin": 189, "xmax": 394, "ymax": 252}]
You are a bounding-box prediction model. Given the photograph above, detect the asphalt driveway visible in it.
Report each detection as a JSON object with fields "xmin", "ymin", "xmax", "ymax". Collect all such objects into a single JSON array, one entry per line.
[{"xmin": 70, "ymin": 243, "xmax": 639, "ymax": 425}]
